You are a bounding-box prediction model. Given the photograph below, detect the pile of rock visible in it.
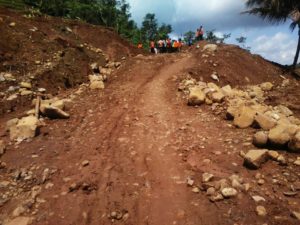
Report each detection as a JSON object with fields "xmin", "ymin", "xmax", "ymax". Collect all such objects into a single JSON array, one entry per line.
[
  {"xmin": 89, "ymin": 60, "xmax": 121, "ymax": 90},
  {"xmin": 179, "ymin": 78, "xmax": 300, "ymax": 153},
  {"xmin": 187, "ymin": 173, "xmax": 250, "ymax": 202},
  {"xmin": 6, "ymin": 97, "xmax": 72, "ymax": 141}
]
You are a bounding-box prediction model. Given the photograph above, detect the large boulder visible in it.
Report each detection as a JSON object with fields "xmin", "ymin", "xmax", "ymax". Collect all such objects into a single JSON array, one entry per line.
[
  {"xmin": 9, "ymin": 116, "xmax": 41, "ymax": 140},
  {"xmin": 243, "ymin": 149, "xmax": 269, "ymax": 169},
  {"xmin": 268, "ymin": 124, "xmax": 299, "ymax": 146},
  {"xmin": 254, "ymin": 113, "xmax": 277, "ymax": 130},
  {"xmin": 233, "ymin": 106, "xmax": 256, "ymax": 128},
  {"xmin": 288, "ymin": 131, "xmax": 300, "ymax": 153},
  {"xmin": 203, "ymin": 44, "xmax": 218, "ymax": 53},
  {"xmin": 188, "ymin": 87, "xmax": 206, "ymax": 106}
]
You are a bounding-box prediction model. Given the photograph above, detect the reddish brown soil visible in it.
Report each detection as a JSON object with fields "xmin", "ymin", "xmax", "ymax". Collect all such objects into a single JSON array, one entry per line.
[{"xmin": 1, "ymin": 8, "xmax": 300, "ymax": 225}]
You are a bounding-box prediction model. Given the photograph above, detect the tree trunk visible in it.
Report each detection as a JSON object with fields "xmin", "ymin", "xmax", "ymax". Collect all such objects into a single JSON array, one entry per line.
[{"xmin": 293, "ymin": 25, "xmax": 300, "ymax": 69}]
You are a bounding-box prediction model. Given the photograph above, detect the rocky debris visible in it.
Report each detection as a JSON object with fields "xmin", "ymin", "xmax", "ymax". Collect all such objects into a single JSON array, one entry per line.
[
  {"xmin": 179, "ymin": 78, "xmax": 300, "ymax": 156},
  {"xmin": 9, "ymin": 116, "xmax": 41, "ymax": 141},
  {"xmin": 243, "ymin": 149, "xmax": 269, "ymax": 169},
  {"xmin": 256, "ymin": 206, "xmax": 267, "ymax": 217},
  {"xmin": 0, "ymin": 140, "xmax": 6, "ymax": 156},
  {"xmin": 203, "ymin": 44, "xmax": 218, "ymax": 53}
]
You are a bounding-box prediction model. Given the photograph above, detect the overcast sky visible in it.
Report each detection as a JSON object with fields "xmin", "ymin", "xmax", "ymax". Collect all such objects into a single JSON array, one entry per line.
[{"xmin": 127, "ymin": 0, "xmax": 299, "ymax": 65}]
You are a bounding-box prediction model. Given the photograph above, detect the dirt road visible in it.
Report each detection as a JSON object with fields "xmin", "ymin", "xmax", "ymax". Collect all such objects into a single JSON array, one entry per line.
[{"xmin": 1, "ymin": 52, "xmax": 300, "ymax": 225}]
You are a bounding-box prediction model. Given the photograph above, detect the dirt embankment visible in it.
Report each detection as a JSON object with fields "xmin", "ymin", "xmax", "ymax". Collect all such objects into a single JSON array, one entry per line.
[{"xmin": 0, "ymin": 7, "xmax": 143, "ymax": 115}]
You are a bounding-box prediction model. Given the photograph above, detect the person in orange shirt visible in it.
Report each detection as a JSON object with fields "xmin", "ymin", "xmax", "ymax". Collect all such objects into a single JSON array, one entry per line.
[{"xmin": 137, "ymin": 42, "xmax": 143, "ymax": 49}]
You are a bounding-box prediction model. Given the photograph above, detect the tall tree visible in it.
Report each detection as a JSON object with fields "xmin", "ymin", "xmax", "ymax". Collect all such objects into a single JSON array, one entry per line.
[
  {"xmin": 245, "ymin": 0, "xmax": 300, "ymax": 68},
  {"xmin": 157, "ymin": 24, "xmax": 172, "ymax": 40},
  {"xmin": 184, "ymin": 31, "xmax": 195, "ymax": 43},
  {"xmin": 141, "ymin": 13, "xmax": 158, "ymax": 41}
]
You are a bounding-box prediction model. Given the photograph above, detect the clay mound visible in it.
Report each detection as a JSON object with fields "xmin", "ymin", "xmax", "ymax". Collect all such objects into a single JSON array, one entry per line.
[{"xmin": 187, "ymin": 41, "xmax": 285, "ymax": 87}]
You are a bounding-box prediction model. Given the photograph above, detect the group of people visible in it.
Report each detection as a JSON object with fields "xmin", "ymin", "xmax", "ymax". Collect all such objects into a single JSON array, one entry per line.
[
  {"xmin": 137, "ymin": 38, "xmax": 183, "ymax": 54},
  {"xmin": 137, "ymin": 25, "xmax": 205, "ymax": 53}
]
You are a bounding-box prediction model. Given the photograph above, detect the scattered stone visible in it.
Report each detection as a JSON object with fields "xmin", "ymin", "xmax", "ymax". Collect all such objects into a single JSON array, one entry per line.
[
  {"xmin": 283, "ymin": 191, "xmax": 297, "ymax": 197},
  {"xmin": 243, "ymin": 149, "xmax": 269, "ymax": 169},
  {"xmin": 211, "ymin": 74, "xmax": 219, "ymax": 82},
  {"xmin": 221, "ymin": 187, "xmax": 238, "ymax": 198},
  {"xmin": 110, "ymin": 211, "xmax": 123, "ymax": 220},
  {"xmin": 202, "ymin": 173, "xmax": 214, "ymax": 183},
  {"xmin": 186, "ymin": 178, "xmax": 194, "ymax": 186},
  {"xmin": 252, "ymin": 195, "xmax": 266, "ymax": 203},
  {"xmin": 81, "ymin": 160, "xmax": 90, "ymax": 167},
  {"xmin": 192, "ymin": 187, "xmax": 200, "ymax": 193},
  {"xmin": 253, "ymin": 131, "xmax": 269, "ymax": 147},
  {"xmin": 256, "ymin": 206, "xmax": 267, "ymax": 217},
  {"xmin": 9, "ymin": 22, "xmax": 16, "ymax": 27},
  {"xmin": 19, "ymin": 82, "xmax": 32, "ymax": 89}
]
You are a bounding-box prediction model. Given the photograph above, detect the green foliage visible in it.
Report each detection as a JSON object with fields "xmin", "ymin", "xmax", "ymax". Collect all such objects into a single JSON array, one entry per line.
[
  {"xmin": 184, "ymin": 31, "xmax": 195, "ymax": 43},
  {"xmin": 205, "ymin": 29, "xmax": 218, "ymax": 43},
  {"xmin": 245, "ymin": 0, "xmax": 300, "ymax": 67}
]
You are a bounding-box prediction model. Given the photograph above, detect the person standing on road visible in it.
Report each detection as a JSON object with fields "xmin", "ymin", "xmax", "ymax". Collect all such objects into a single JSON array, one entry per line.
[
  {"xmin": 150, "ymin": 40, "xmax": 155, "ymax": 53},
  {"xmin": 199, "ymin": 26, "xmax": 204, "ymax": 41}
]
